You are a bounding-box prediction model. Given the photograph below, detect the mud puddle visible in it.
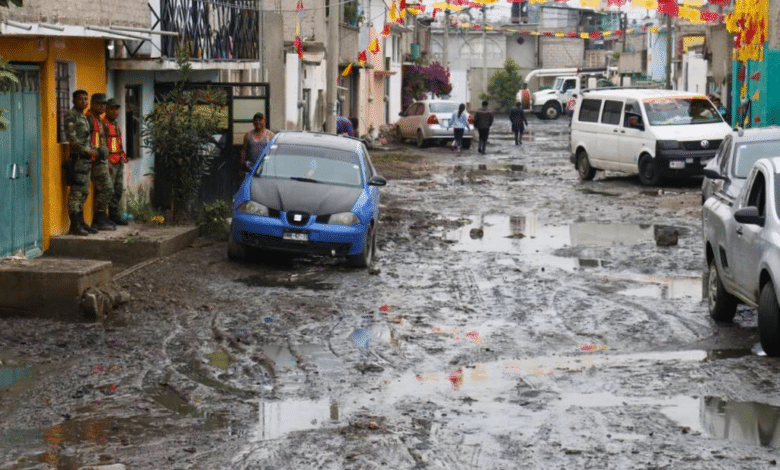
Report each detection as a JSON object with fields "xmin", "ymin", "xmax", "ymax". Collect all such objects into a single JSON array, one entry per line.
[
  {"xmin": 443, "ymin": 214, "xmax": 685, "ymax": 273},
  {"xmin": 616, "ymin": 275, "xmax": 702, "ymax": 299},
  {"xmin": 0, "ymin": 365, "xmax": 33, "ymax": 390}
]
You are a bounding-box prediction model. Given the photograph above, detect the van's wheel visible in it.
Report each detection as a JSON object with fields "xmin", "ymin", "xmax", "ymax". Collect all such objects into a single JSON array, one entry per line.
[
  {"xmin": 759, "ymin": 282, "xmax": 780, "ymax": 356},
  {"xmin": 416, "ymin": 130, "xmax": 428, "ymax": 148},
  {"xmin": 638, "ymin": 154, "xmax": 662, "ymax": 186},
  {"xmin": 577, "ymin": 150, "xmax": 596, "ymax": 181},
  {"xmin": 542, "ymin": 102, "xmax": 561, "ymax": 120},
  {"xmin": 707, "ymin": 258, "xmax": 737, "ymax": 322},
  {"xmin": 347, "ymin": 223, "xmax": 376, "ymax": 268}
]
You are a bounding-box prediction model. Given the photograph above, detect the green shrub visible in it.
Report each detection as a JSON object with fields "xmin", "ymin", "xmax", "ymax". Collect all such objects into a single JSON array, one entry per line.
[
  {"xmin": 126, "ymin": 188, "xmax": 163, "ymax": 223},
  {"xmin": 196, "ymin": 199, "xmax": 230, "ymax": 240}
]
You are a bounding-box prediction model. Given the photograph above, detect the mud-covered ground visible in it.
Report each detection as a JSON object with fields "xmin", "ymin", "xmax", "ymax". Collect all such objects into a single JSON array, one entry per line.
[{"xmin": 3, "ymin": 116, "xmax": 780, "ymax": 469}]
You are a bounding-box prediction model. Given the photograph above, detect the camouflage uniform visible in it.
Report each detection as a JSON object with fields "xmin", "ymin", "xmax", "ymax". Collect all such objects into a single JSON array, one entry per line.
[
  {"xmin": 65, "ymin": 107, "xmax": 95, "ymax": 214},
  {"xmin": 86, "ymin": 110, "xmax": 112, "ymax": 215},
  {"xmin": 104, "ymin": 98, "xmax": 127, "ymax": 223}
]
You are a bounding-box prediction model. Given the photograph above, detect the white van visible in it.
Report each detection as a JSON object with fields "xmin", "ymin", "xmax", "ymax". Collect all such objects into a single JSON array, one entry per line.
[{"xmin": 570, "ymin": 89, "xmax": 732, "ymax": 185}]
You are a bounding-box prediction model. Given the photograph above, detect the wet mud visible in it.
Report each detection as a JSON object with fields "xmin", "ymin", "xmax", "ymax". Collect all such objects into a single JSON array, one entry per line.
[{"xmin": 1, "ymin": 116, "xmax": 778, "ymax": 469}]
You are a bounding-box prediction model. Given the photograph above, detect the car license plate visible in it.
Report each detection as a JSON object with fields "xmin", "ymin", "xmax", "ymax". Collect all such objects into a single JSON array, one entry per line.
[
  {"xmin": 669, "ymin": 160, "xmax": 685, "ymax": 169},
  {"xmin": 441, "ymin": 119, "xmax": 449, "ymax": 127},
  {"xmin": 685, "ymin": 157, "xmax": 694, "ymax": 164},
  {"xmin": 283, "ymin": 232, "xmax": 308, "ymax": 242}
]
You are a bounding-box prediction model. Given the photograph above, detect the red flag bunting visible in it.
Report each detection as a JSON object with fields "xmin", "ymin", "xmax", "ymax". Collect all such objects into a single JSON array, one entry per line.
[
  {"xmin": 750, "ymin": 70, "xmax": 761, "ymax": 80},
  {"xmin": 296, "ymin": 0, "xmax": 303, "ymax": 12}
]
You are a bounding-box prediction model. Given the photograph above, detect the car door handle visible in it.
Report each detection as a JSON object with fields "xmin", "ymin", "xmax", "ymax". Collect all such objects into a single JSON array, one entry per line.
[
  {"xmin": 613, "ymin": 129, "xmax": 618, "ymax": 133},
  {"xmin": 620, "ymin": 130, "xmax": 626, "ymax": 133},
  {"xmin": 736, "ymin": 227, "xmax": 744, "ymax": 235}
]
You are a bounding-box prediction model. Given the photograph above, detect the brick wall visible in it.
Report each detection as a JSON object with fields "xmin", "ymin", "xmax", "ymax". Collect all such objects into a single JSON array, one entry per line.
[
  {"xmin": 540, "ymin": 37, "xmax": 583, "ymax": 68},
  {"xmin": 4, "ymin": 0, "xmax": 148, "ymax": 27}
]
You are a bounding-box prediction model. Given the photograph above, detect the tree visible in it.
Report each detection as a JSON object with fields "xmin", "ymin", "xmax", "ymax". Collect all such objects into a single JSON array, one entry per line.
[
  {"xmin": 0, "ymin": 56, "xmax": 19, "ymax": 129},
  {"xmin": 142, "ymin": 47, "xmax": 226, "ymax": 222},
  {"xmin": 401, "ymin": 62, "xmax": 453, "ymax": 110},
  {"xmin": 487, "ymin": 58, "xmax": 523, "ymax": 112}
]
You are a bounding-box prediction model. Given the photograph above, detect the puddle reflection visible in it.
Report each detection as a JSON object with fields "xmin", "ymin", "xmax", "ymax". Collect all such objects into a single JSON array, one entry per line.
[
  {"xmin": 0, "ymin": 366, "xmax": 32, "ymax": 390},
  {"xmin": 256, "ymin": 397, "xmax": 340, "ymax": 440},
  {"xmin": 702, "ymin": 397, "xmax": 780, "ymax": 447},
  {"xmin": 618, "ymin": 275, "xmax": 702, "ymax": 300}
]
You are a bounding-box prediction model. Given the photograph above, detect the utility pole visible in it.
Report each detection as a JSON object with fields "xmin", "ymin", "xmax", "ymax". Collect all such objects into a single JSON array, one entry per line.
[
  {"xmin": 326, "ymin": 0, "xmax": 340, "ymax": 132},
  {"xmin": 482, "ymin": 5, "xmax": 488, "ymax": 96},
  {"xmin": 665, "ymin": 13, "xmax": 672, "ymax": 89},
  {"xmin": 443, "ymin": 9, "xmax": 450, "ymax": 70}
]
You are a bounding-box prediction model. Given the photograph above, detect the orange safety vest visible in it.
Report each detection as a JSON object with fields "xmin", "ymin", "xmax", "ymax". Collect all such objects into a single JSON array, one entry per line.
[
  {"xmin": 104, "ymin": 118, "xmax": 127, "ymax": 164},
  {"xmin": 90, "ymin": 113, "xmax": 102, "ymax": 149}
]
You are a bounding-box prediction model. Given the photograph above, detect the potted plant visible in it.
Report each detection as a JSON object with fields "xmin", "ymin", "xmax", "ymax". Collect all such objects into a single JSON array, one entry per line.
[{"xmin": 344, "ymin": 2, "xmax": 364, "ymax": 27}]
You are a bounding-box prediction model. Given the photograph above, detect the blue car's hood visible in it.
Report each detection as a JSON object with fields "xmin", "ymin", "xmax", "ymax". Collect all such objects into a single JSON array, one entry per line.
[{"xmin": 250, "ymin": 177, "xmax": 362, "ymax": 215}]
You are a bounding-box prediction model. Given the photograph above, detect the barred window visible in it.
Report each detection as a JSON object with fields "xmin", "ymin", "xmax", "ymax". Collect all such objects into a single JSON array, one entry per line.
[{"xmin": 56, "ymin": 61, "xmax": 71, "ymax": 143}]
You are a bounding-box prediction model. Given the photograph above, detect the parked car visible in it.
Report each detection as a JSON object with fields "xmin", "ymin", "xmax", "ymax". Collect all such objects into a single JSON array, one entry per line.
[
  {"xmin": 570, "ymin": 89, "xmax": 731, "ymax": 186},
  {"xmin": 701, "ymin": 126, "xmax": 780, "ymax": 203},
  {"xmin": 395, "ymin": 99, "xmax": 473, "ymax": 149},
  {"xmin": 702, "ymin": 156, "xmax": 780, "ymax": 355},
  {"xmin": 228, "ymin": 131, "xmax": 386, "ymax": 268}
]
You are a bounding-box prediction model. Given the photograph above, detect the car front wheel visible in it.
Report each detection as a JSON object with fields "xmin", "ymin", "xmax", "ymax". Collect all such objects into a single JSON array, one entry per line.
[
  {"xmin": 395, "ymin": 126, "xmax": 404, "ymax": 142},
  {"xmin": 707, "ymin": 258, "xmax": 737, "ymax": 322},
  {"xmin": 227, "ymin": 227, "xmax": 248, "ymax": 261},
  {"xmin": 759, "ymin": 282, "xmax": 780, "ymax": 356},
  {"xmin": 347, "ymin": 223, "xmax": 376, "ymax": 268},
  {"xmin": 638, "ymin": 154, "xmax": 662, "ymax": 186},
  {"xmin": 542, "ymin": 102, "xmax": 560, "ymax": 120}
]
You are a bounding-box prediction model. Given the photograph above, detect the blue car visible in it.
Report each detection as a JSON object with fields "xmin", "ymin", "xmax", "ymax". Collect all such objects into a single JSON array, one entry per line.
[{"xmin": 228, "ymin": 131, "xmax": 387, "ymax": 268}]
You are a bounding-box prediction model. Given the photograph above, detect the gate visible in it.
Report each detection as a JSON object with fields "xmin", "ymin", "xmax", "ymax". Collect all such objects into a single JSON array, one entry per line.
[
  {"xmin": 152, "ymin": 81, "xmax": 269, "ymax": 209},
  {"xmin": 0, "ymin": 65, "xmax": 42, "ymax": 258}
]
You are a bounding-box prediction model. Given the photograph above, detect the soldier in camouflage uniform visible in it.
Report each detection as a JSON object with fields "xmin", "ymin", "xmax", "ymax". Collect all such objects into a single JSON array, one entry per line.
[
  {"xmin": 85, "ymin": 93, "xmax": 115, "ymax": 231},
  {"xmin": 65, "ymin": 90, "xmax": 99, "ymax": 235},
  {"xmin": 103, "ymin": 98, "xmax": 129, "ymax": 225}
]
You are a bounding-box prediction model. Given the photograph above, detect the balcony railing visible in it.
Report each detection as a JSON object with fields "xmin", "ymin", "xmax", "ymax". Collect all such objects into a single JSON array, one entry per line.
[{"xmin": 160, "ymin": 0, "xmax": 259, "ymax": 60}]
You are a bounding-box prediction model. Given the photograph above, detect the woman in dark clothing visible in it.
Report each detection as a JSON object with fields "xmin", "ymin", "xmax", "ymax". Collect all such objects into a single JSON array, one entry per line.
[{"xmin": 509, "ymin": 102, "xmax": 528, "ymax": 145}]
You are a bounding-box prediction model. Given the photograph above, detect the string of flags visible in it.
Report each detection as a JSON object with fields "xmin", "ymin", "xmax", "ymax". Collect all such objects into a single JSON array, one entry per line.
[{"xmin": 286, "ymin": 0, "xmax": 741, "ymax": 78}]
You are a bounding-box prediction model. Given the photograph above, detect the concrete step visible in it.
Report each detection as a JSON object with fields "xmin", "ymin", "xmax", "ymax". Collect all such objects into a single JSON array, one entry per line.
[
  {"xmin": 48, "ymin": 224, "xmax": 199, "ymax": 272},
  {"xmin": 0, "ymin": 257, "xmax": 112, "ymax": 319}
]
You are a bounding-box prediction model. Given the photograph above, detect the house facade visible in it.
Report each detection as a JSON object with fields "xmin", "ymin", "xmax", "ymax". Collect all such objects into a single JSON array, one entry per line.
[{"xmin": 0, "ymin": 0, "xmax": 147, "ymax": 257}]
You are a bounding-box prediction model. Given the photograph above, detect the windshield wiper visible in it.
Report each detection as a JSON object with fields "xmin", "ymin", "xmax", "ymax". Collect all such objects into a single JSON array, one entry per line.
[{"xmin": 290, "ymin": 176, "xmax": 320, "ymax": 183}]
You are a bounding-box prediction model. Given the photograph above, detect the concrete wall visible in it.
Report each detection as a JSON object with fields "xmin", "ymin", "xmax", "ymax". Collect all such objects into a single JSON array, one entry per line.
[
  {"xmin": 539, "ymin": 37, "xmax": 583, "ymax": 68},
  {"xmin": 647, "ymin": 29, "xmax": 669, "ymax": 82},
  {"xmin": 1, "ymin": 0, "xmax": 147, "ymax": 27}
]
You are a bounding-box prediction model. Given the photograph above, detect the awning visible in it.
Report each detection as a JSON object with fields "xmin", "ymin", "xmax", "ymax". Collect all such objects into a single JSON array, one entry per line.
[{"xmin": 1, "ymin": 20, "xmax": 162, "ymax": 41}]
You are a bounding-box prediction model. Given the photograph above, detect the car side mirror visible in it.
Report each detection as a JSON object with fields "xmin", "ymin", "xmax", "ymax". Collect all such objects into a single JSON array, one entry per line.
[
  {"xmin": 399, "ymin": 112, "xmax": 405, "ymax": 117},
  {"xmin": 703, "ymin": 168, "xmax": 727, "ymax": 181},
  {"xmin": 368, "ymin": 175, "xmax": 387, "ymax": 187},
  {"xmin": 734, "ymin": 206, "xmax": 765, "ymax": 226},
  {"xmin": 626, "ymin": 113, "xmax": 644, "ymax": 130}
]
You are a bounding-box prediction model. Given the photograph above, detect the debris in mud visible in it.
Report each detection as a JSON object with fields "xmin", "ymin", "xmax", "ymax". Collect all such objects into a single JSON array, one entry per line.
[
  {"xmin": 469, "ymin": 228, "xmax": 484, "ymax": 239},
  {"xmin": 356, "ymin": 362, "xmax": 385, "ymax": 373},
  {"xmin": 81, "ymin": 285, "xmax": 130, "ymax": 320},
  {"xmin": 654, "ymin": 226, "xmax": 679, "ymax": 246}
]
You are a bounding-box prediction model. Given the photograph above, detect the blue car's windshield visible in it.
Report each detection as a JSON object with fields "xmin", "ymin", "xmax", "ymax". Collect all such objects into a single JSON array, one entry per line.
[
  {"xmin": 643, "ymin": 97, "xmax": 724, "ymax": 126},
  {"xmin": 255, "ymin": 151, "xmax": 363, "ymax": 187},
  {"xmin": 734, "ymin": 141, "xmax": 780, "ymax": 178}
]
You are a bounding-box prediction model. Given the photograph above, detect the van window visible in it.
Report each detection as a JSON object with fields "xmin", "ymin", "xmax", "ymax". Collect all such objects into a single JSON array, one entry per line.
[
  {"xmin": 578, "ymin": 99, "xmax": 601, "ymax": 122},
  {"xmin": 601, "ymin": 100, "xmax": 623, "ymax": 125},
  {"xmin": 643, "ymin": 97, "xmax": 724, "ymax": 126},
  {"xmin": 623, "ymin": 100, "xmax": 641, "ymax": 127}
]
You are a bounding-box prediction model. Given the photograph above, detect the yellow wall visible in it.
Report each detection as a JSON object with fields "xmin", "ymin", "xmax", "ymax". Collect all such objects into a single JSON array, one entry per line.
[{"xmin": 0, "ymin": 36, "xmax": 106, "ymax": 250}]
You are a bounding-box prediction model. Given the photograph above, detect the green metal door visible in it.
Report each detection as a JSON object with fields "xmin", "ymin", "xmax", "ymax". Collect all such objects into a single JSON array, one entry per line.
[{"xmin": 0, "ymin": 65, "xmax": 42, "ymax": 258}]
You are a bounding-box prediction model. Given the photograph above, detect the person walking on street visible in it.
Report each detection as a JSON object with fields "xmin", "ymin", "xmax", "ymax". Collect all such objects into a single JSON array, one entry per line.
[
  {"xmin": 103, "ymin": 98, "xmax": 129, "ymax": 226},
  {"xmin": 85, "ymin": 93, "xmax": 115, "ymax": 231},
  {"xmin": 509, "ymin": 102, "xmax": 528, "ymax": 145},
  {"xmin": 447, "ymin": 103, "xmax": 470, "ymax": 153},
  {"xmin": 65, "ymin": 90, "xmax": 98, "ymax": 236},
  {"xmin": 336, "ymin": 116, "xmax": 357, "ymax": 137},
  {"xmin": 240, "ymin": 112, "xmax": 274, "ymax": 177},
  {"xmin": 474, "ymin": 100, "xmax": 494, "ymax": 154}
]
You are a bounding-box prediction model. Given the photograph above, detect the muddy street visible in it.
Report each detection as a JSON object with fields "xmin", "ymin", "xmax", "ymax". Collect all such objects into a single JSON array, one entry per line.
[{"xmin": 3, "ymin": 116, "xmax": 780, "ymax": 469}]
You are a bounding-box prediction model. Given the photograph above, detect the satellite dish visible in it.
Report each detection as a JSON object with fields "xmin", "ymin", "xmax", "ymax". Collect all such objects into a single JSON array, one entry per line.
[{"xmin": 516, "ymin": 37, "xmax": 524, "ymax": 45}]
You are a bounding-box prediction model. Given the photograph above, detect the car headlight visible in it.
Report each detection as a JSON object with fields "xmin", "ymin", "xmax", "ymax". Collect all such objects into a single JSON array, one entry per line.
[
  {"xmin": 237, "ymin": 201, "xmax": 270, "ymax": 217},
  {"xmin": 657, "ymin": 140, "xmax": 681, "ymax": 150},
  {"xmin": 328, "ymin": 212, "xmax": 360, "ymax": 225}
]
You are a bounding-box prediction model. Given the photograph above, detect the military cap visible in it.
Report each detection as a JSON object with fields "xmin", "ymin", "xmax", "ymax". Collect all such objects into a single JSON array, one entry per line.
[
  {"xmin": 91, "ymin": 93, "xmax": 107, "ymax": 104},
  {"xmin": 106, "ymin": 98, "xmax": 120, "ymax": 108}
]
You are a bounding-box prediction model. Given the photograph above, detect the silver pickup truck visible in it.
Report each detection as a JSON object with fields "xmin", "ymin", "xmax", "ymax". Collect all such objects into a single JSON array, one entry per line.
[{"xmin": 702, "ymin": 157, "xmax": 780, "ymax": 356}]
